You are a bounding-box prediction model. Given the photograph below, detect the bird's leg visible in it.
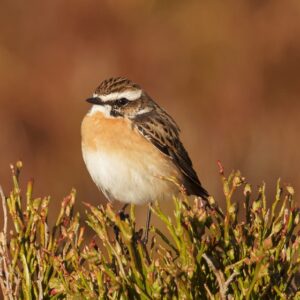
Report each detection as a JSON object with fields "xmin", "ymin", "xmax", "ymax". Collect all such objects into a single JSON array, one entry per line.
[
  {"xmin": 142, "ymin": 204, "xmax": 152, "ymax": 244},
  {"xmin": 114, "ymin": 204, "xmax": 129, "ymax": 242}
]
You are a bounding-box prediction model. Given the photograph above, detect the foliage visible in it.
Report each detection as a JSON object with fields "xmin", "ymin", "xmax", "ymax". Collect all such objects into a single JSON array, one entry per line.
[{"xmin": 0, "ymin": 162, "xmax": 299, "ymax": 299}]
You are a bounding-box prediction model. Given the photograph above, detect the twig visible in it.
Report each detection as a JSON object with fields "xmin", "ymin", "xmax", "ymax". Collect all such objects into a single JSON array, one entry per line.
[
  {"xmin": 217, "ymin": 160, "xmax": 224, "ymax": 175},
  {"xmin": 13, "ymin": 277, "xmax": 20, "ymax": 298},
  {"xmin": 203, "ymin": 253, "xmax": 238, "ymax": 300},
  {"xmin": 0, "ymin": 186, "xmax": 7, "ymax": 243},
  {"xmin": 37, "ymin": 250, "xmax": 44, "ymax": 300},
  {"xmin": 0, "ymin": 256, "xmax": 5, "ymax": 299},
  {"xmin": 204, "ymin": 284, "xmax": 214, "ymax": 299},
  {"xmin": 223, "ymin": 271, "xmax": 239, "ymax": 298},
  {"xmin": 0, "ymin": 186, "xmax": 14, "ymax": 300}
]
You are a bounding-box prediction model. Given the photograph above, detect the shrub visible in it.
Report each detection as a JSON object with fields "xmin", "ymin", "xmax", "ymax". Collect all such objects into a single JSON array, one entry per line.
[{"xmin": 0, "ymin": 162, "xmax": 299, "ymax": 299}]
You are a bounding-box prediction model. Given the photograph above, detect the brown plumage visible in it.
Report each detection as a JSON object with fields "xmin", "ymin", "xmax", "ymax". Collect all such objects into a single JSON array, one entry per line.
[
  {"xmin": 95, "ymin": 77, "xmax": 208, "ymax": 198},
  {"xmin": 82, "ymin": 77, "xmax": 210, "ymax": 242},
  {"xmin": 86, "ymin": 77, "xmax": 209, "ymax": 199},
  {"xmin": 133, "ymin": 100, "xmax": 209, "ymax": 199},
  {"xmin": 95, "ymin": 77, "xmax": 141, "ymax": 95}
]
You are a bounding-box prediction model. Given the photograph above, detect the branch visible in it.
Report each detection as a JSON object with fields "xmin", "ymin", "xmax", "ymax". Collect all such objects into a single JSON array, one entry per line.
[
  {"xmin": 0, "ymin": 186, "xmax": 14, "ymax": 300},
  {"xmin": 203, "ymin": 253, "xmax": 238, "ymax": 300},
  {"xmin": 0, "ymin": 186, "xmax": 7, "ymax": 242}
]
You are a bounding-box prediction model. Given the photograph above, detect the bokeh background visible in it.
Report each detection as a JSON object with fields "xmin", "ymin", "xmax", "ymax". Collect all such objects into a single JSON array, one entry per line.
[{"xmin": 0, "ymin": 0, "xmax": 300, "ymax": 225}]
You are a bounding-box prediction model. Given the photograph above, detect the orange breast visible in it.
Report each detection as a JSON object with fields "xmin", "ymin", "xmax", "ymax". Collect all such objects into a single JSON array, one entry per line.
[
  {"xmin": 82, "ymin": 112, "xmax": 152, "ymax": 153},
  {"xmin": 82, "ymin": 112, "xmax": 171, "ymax": 163},
  {"xmin": 81, "ymin": 111, "xmax": 182, "ymax": 176}
]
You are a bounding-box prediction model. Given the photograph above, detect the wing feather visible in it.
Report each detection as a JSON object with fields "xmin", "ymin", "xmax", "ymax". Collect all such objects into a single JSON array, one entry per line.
[{"xmin": 134, "ymin": 109, "xmax": 209, "ymax": 198}]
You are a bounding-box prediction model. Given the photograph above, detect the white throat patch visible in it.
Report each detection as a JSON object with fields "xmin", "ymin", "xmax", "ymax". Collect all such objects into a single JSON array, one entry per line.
[
  {"xmin": 88, "ymin": 104, "xmax": 112, "ymax": 117},
  {"xmin": 93, "ymin": 89, "xmax": 142, "ymax": 102}
]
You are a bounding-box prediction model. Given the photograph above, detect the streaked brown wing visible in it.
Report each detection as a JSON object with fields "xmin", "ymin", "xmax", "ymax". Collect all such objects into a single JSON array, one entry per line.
[{"xmin": 134, "ymin": 110, "xmax": 209, "ymax": 199}]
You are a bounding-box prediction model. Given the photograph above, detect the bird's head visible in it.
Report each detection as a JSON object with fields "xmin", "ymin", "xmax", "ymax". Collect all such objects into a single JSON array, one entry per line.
[{"xmin": 86, "ymin": 77, "xmax": 155, "ymax": 119}]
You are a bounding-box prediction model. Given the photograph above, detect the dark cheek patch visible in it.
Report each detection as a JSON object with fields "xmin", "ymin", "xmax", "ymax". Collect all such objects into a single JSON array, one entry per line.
[{"xmin": 110, "ymin": 109, "xmax": 123, "ymax": 117}]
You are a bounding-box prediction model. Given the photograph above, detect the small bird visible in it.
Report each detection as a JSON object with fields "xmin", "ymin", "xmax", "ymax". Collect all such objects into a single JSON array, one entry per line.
[{"xmin": 81, "ymin": 77, "xmax": 209, "ymax": 243}]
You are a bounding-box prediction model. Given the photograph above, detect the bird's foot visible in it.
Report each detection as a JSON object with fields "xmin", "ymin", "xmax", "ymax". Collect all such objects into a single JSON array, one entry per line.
[
  {"xmin": 113, "ymin": 224, "xmax": 120, "ymax": 242},
  {"xmin": 118, "ymin": 210, "xmax": 129, "ymax": 221},
  {"xmin": 117, "ymin": 204, "xmax": 129, "ymax": 221},
  {"xmin": 141, "ymin": 236, "xmax": 148, "ymax": 245},
  {"xmin": 141, "ymin": 229, "xmax": 150, "ymax": 245}
]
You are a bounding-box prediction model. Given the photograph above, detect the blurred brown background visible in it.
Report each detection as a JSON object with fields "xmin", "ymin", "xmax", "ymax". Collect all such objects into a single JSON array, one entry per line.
[{"xmin": 0, "ymin": 0, "xmax": 299, "ymax": 223}]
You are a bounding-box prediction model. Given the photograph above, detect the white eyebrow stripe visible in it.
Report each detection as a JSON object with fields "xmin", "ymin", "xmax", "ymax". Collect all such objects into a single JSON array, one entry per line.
[{"xmin": 94, "ymin": 89, "xmax": 142, "ymax": 102}]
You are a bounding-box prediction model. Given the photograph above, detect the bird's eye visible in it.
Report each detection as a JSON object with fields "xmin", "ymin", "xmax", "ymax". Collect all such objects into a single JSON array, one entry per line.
[{"xmin": 116, "ymin": 98, "xmax": 129, "ymax": 106}]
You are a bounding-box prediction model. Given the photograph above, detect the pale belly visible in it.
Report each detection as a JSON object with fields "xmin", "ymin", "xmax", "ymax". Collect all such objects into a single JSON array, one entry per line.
[{"xmin": 82, "ymin": 148, "xmax": 180, "ymax": 204}]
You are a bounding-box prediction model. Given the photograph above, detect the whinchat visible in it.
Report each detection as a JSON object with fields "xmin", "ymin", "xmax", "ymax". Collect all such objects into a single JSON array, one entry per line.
[{"xmin": 81, "ymin": 77, "xmax": 209, "ymax": 242}]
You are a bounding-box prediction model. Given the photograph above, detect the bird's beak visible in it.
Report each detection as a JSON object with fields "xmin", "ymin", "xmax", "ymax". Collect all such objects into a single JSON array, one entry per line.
[{"xmin": 86, "ymin": 97, "xmax": 104, "ymax": 105}]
